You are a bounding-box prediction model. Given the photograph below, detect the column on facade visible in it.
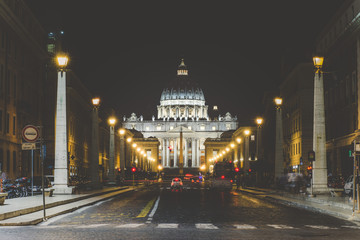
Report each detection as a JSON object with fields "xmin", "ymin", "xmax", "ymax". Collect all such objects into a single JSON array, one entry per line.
[
  {"xmin": 197, "ymin": 139, "xmax": 201, "ymax": 167},
  {"xmin": 161, "ymin": 138, "xmax": 165, "ymax": 167},
  {"xmin": 166, "ymin": 138, "xmax": 170, "ymax": 167},
  {"xmin": 174, "ymin": 138, "xmax": 178, "ymax": 167},
  {"xmin": 184, "ymin": 138, "xmax": 188, "ymax": 167},
  {"xmin": 191, "ymin": 138, "xmax": 196, "ymax": 167}
]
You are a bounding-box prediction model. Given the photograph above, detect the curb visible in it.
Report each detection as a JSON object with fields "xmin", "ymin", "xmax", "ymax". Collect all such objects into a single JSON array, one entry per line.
[
  {"xmin": 237, "ymin": 188, "xmax": 360, "ymax": 223},
  {"xmin": 0, "ymin": 187, "xmax": 136, "ymax": 226},
  {"xmin": 0, "ymin": 186, "xmax": 129, "ymax": 221}
]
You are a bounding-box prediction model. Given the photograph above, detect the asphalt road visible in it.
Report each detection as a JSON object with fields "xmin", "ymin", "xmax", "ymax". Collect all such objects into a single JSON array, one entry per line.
[{"xmin": 1, "ymin": 182, "xmax": 360, "ymax": 240}]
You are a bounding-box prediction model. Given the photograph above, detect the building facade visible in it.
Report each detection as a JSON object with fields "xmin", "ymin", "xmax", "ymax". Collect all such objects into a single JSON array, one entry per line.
[
  {"xmin": 315, "ymin": 0, "xmax": 360, "ymax": 177},
  {"xmin": 123, "ymin": 60, "xmax": 238, "ymax": 171}
]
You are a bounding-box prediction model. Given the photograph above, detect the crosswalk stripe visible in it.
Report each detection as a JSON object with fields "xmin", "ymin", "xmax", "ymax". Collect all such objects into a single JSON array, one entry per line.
[
  {"xmin": 234, "ymin": 224, "xmax": 257, "ymax": 229},
  {"xmin": 195, "ymin": 223, "xmax": 219, "ymax": 229},
  {"xmin": 305, "ymin": 225, "xmax": 338, "ymax": 229},
  {"xmin": 116, "ymin": 223, "xmax": 144, "ymax": 228},
  {"xmin": 157, "ymin": 223, "xmax": 179, "ymax": 228},
  {"xmin": 267, "ymin": 224, "xmax": 295, "ymax": 229},
  {"xmin": 75, "ymin": 224, "xmax": 109, "ymax": 228}
]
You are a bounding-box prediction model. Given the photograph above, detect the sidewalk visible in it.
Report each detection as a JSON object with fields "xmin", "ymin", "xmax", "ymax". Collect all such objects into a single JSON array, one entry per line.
[
  {"xmin": 0, "ymin": 184, "xmax": 143, "ymax": 226},
  {"xmin": 238, "ymin": 186, "xmax": 360, "ymax": 223}
]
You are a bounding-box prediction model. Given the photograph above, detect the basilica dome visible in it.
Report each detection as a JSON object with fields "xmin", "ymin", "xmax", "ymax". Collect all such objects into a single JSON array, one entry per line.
[
  {"xmin": 160, "ymin": 60, "xmax": 205, "ymax": 102},
  {"xmin": 157, "ymin": 59, "xmax": 209, "ymax": 120}
]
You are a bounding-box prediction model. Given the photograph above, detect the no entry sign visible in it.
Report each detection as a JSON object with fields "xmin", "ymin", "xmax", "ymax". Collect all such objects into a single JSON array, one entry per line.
[{"xmin": 22, "ymin": 125, "xmax": 39, "ymax": 142}]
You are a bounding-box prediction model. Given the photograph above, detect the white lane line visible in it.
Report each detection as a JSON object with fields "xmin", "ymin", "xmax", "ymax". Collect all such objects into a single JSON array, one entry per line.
[
  {"xmin": 234, "ymin": 224, "xmax": 257, "ymax": 229},
  {"xmin": 267, "ymin": 224, "xmax": 295, "ymax": 229},
  {"xmin": 156, "ymin": 223, "xmax": 179, "ymax": 229},
  {"xmin": 116, "ymin": 223, "xmax": 145, "ymax": 228},
  {"xmin": 75, "ymin": 224, "xmax": 109, "ymax": 228},
  {"xmin": 195, "ymin": 223, "xmax": 219, "ymax": 229},
  {"xmin": 305, "ymin": 225, "xmax": 338, "ymax": 229},
  {"xmin": 94, "ymin": 198, "xmax": 114, "ymax": 206},
  {"xmin": 342, "ymin": 225, "xmax": 360, "ymax": 229},
  {"xmin": 148, "ymin": 195, "xmax": 160, "ymax": 218}
]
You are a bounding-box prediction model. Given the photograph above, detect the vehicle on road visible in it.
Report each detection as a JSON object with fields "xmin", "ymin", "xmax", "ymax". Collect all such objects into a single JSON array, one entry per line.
[
  {"xmin": 171, "ymin": 178, "xmax": 183, "ymax": 189},
  {"xmin": 344, "ymin": 175, "xmax": 354, "ymax": 196},
  {"xmin": 208, "ymin": 161, "xmax": 234, "ymax": 191}
]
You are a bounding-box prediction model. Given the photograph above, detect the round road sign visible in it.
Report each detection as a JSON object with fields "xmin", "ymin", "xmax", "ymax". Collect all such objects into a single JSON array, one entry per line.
[{"xmin": 22, "ymin": 125, "xmax": 39, "ymax": 142}]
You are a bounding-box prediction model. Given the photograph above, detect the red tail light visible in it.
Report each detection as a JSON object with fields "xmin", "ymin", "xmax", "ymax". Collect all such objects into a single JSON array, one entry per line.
[
  {"xmin": 221, "ymin": 175, "xmax": 225, "ymax": 179},
  {"xmin": 230, "ymin": 180, "xmax": 233, "ymax": 183}
]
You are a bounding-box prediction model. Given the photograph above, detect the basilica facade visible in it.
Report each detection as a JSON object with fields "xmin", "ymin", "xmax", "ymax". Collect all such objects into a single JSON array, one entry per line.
[{"xmin": 122, "ymin": 60, "xmax": 238, "ymax": 169}]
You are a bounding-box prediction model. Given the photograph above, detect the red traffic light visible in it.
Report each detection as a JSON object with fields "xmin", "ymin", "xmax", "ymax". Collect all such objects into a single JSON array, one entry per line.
[
  {"xmin": 131, "ymin": 167, "xmax": 136, "ymax": 173},
  {"xmin": 248, "ymin": 169, "xmax": 252, "ymax": 172},
  {"xmin": 235, "ymin": 167, "xmax": 239, "ymax": 172}
]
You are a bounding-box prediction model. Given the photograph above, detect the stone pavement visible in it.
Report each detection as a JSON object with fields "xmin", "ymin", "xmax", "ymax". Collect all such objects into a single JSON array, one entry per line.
[
  {"xmin": 0, "ymin": 185, "xmax": 141, "ymax": 226},
  {"xmin": 238, "ymin": 186, "xmax": 360, "ymax": 223}
]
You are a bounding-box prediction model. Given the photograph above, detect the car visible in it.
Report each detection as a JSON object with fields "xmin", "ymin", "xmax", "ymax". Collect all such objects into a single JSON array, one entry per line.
[
  {"xmin": 344, "ymin": 175, "xmax": 354, "ymax": 196},
  {"xmin": 171, "ymin": 178, "xmax": 183, "ymax": 189},
  {"xmin": 26, "ymin": 176, "xmax": 52, "ymax": 194}
]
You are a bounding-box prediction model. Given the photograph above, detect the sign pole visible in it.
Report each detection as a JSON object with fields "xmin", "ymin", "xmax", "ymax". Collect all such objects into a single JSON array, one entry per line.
[{"xmin": 31, "ymin": 149, "xmax": 34, "ymax": 196}]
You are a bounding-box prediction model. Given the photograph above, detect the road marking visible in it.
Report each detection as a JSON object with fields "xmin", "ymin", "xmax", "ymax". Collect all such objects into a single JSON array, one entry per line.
[
  {"xmin": 267, "ymin": 224, "xmax": 295, "ymax": 229},
  {"xmin": 148, "ymin": 195, "xmax": 161, "ymax": 219},
  {"xmin": 305, "ymin": 225, "xmax": 338, "ymax": 229},
  {"xmin": 157, "ymin": 223, "xmax": 179, "ymax": 228},
  {"xmin": 116, "ymin": 223, "xmax": 144, "ymax": 228},
  {"xmin": 94, "ymin": 198, "xmax": 114, "ymax": 206},
  {"xmin": 136, "ymin": 198, "xmax": 156, "ymax": 218},
  {"xmin": 342, "ymin": 225, "xmax": 360, "ymax": 229},
  {"xmin": 195, "ymin": 223, "xmax": 219, "ymax": 229},
  {"xmin": 75, "ymin": 224, "xmax": 109, "ymax": 228},
  {"xmin": 234, "ymin": 224, "xmax": 257, "ymax": 229}
]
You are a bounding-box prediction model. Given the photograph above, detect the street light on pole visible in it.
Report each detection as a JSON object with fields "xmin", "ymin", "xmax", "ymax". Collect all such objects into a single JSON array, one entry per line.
[
  {"xmin": 311, "ymin": 56, "xmax": 328, "ymax": 194},
  {"xmin": 91, "ymin": 97, "xmax": 101, "ymax": 189},
  {"xmin": 108, "ymin": 117, "xmax": 116, "ymax": 185},
  {"xmin": 274, "ymin": 97, "xmax": 284, "ymax": 182},
  {"xmin": 119, "ymin": 128, "xmax": 126, "ymax": 183},
  {"xmin": 53, "ymin": 53, "xmax": 73, "ymax": 195}
]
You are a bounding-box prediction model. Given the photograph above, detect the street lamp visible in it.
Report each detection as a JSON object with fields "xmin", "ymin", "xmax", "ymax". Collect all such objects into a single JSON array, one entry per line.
[
  {"xmin": 108, "ymin": 117, "xmax": 116, "ymax": 185},
  {"xmin": 119, "ymin": 128, "xmax": 126, "ymax": 182},
  {"xmin": 311, "ymin": 55, "xmax": 328, "ymax": 194},
  {"xmin": 53, "ymin": 53, "xmax": 73, "ymax": 195},
  {"xmin": 256, "ymin": 117, "xmax": 263, "ymax": 184},
  {"xmin": 274, "ymin": 97, "xmax": 284, "ymax": 181},
  {"xmin": 90, "ymin": 97, "xmax": 101, "ymax": 189},
  {"xmin": 244, "ymin": 129, "xmax": 251, "ymax": 171}
]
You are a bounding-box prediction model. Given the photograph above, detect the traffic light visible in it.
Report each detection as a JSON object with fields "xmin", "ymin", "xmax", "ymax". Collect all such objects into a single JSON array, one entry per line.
[
  {"xmin": 248, "ymin": 168, "xmax": 252, "ymax": 173},
  {"xmin": 131, "ymin": 167, "xmax": 136, "ymax": 173},
  {"xmin": 235, "ymin": 167, "xmax": 239, "ymax": 172}
]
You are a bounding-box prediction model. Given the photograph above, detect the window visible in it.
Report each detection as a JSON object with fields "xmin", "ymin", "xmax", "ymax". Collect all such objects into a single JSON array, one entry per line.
[
  {"xmin": 12, "ymin": 116, "xmax": 15, "ymax": 135},
  {"xmin": 200, "ymin": 125, "xmax": 205, "ymax": 130},
  {"xmin": 0, "ymin": 110, "xmax": 2, "ymax": 132},
  {"xmin": 188, "ymin": 126, "xmax": 192, "ymax": 130},
  {"xmin": 6, "ymin": 150, "xmax": 10, "ymax": 172},
  {"xmin": 212, "ymin": 126, "xmax": 216, "ymax": 131},
  {"xmin": 0, "ymin": 148, "xmax": 3, "ymax": 171},
  {"xmin": 156, "ymin": 125, "xmax": 161, "ymax": 131},
  {"xmin": 13, "ymin": 74, "xmax": 16, "ymax": 98},
  {"xmin": 170, "ymin": 126, "xmax": 174, "ymax": 130},
  {"xmin": 13, "ymin": 151, "xmax": 16, "ymax": 173},
  {"xmin": 145, "ymin": 126, "xmax": 149, "ymax": 131},
  {"xmin": 6, "ymin": 113, "xmax": 9, "ymax": 133}
]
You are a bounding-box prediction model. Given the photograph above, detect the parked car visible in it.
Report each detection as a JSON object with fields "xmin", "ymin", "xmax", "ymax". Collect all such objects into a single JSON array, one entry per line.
[
  {"xmin": 344, "ymin": 175, "xmax": 354, "ymax": 196},
  {"xmin": 26, "ymin": 176, "xmax": 52, "ymax": 194},
  {"xmin": 171, "ymin": 178, "xmax": 183, "ymax": 189}
]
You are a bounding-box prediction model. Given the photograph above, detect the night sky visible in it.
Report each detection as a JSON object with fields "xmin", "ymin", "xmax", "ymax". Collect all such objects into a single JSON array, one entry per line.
[{"xmin": 26, "ymin": 1, "xmax": 343, "ymax": 124}]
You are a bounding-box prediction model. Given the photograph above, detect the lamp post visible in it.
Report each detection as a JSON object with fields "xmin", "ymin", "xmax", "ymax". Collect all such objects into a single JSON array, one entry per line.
[
  {"xmin": 256, "ymin": 118, "xmax": 263, "ymax": 184},
  {"xmin": 274, "ymin": 97, "xmax": 284, "ymax": 181},
  {"xmin": 244, "ymin": 129, "xmax": 251, "ymax": 172},
  {"xmin": 312, "ymin": 56, "xmax": 328, "ymax": 194},
  {"xmin": 108, "ymin": 117, "xmax": 116, "ymax": 185},
  {"xmin": 53, "ymin": 54, "xmax": 73, "ymax": 195},
  {"xmin": 91, "ymin": 98, "xmax": 101, "ymax": 188},
  {"xmin": 119, "ymin": 129, "xmax": 126, "ymax": 183}
]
